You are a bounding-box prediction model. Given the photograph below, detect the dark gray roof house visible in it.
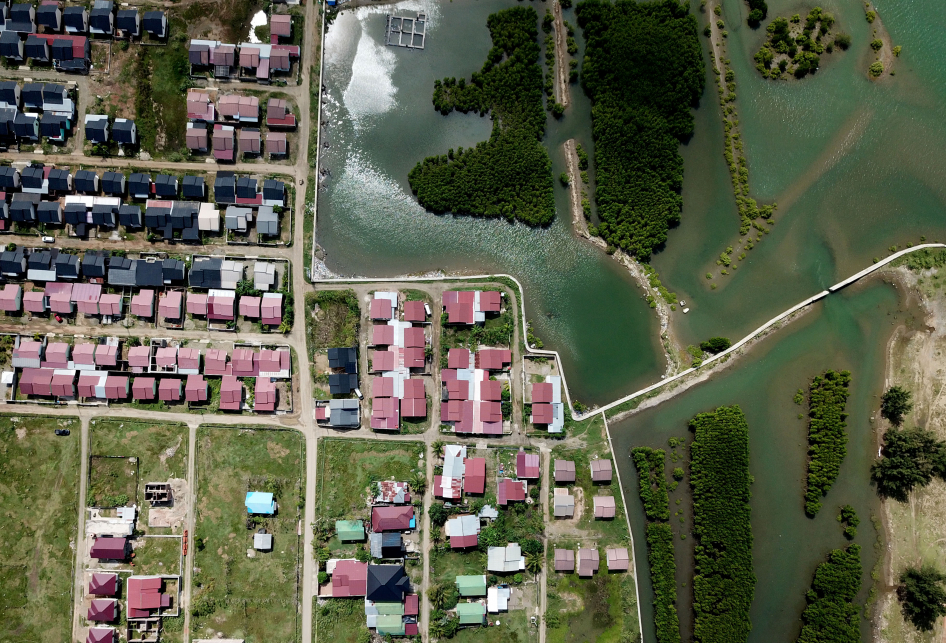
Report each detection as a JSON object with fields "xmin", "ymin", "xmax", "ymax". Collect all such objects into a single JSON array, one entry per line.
[
  {"xmin": 0, "ymin": 166, "xmax": 20, "ymax": 189},
  {"xmin": 55, "ymin": 252, "xmax": 80, "ymax": 279},
  {"xmin": 89, "ymin": 0, "xmax": 113, "ymax": 35},
  {"xmin": 47, "ymin": 168, "xmax": 72, "ymax": 192},
  {"xmin": 236, "ymin": 176, "xmax": 257, "ymax": 199},
  {"xmin": 115, "ymin": 9, "xmax": 138, "ymax": 36},
  {"xmin": 101, "ymin": 171, "xmax": 124, "ymax": 195},
  {"xmin": 24, "ymin": 35, "xmax": 48, "ymax": 61},
  {"xmin": 37, "ymin": 201, "xmax": 63, "ymax": 224},
  {"xmin": 0, "ymin": 248, "xmax": 26, "ymax": 276},
  {"xmin": 328, "ymin": 398, "xmax": 360, "ymax": 428},
  {"xmin": 63, "ymin": 6, "xmax": 87, "ymax": 33},
  {"xmin": 13, "ymin": 112, "xmax": 38, "ymax": 140},
  {"xmin": 36, "ymin": 3, "xmax": 61, "ymax": 31},
  {"xmin": 214, "ymin": 173, "xmax": 236, "ymax": 203},
  {"xmin": 366, "ymin": 565, "xmax": 409, "ymax": 603},
  {"xmin": 163, "ymin": 258, "xmax": 186, "ymax": 282},
  {"xmin": 155, "ymin": 174, "xmax": 177, "ymax": 198},
  {"xmin": 328, "ymin": 347, "xmax": 358, "ymax": 373},
  {"xmin": 8, "ymin": 4, "xmax": 36, "ymax": 34},
  {"xmin": 188, "ymin": 256, "xmax": 222, "ymax": 288},
  {"xmin": 262, "ymin": 179, "xmax": 285, "ymax": 205},
  {"xmin": 40, "ymin": 113, "xmax": 67, "ymax": 140},
  {"xmin": 118, "ymin": 204, "xmax": 141, "ymax": 228},
  {"xmin": 142, "ymin": 10, "xmax": 166, "ymax": 38},
  {"xmin": 329, "ymin": 373, "xmax": 358, "ymax": 396},
  {"xmin": 0, "ymin": 107, "xmax": 15, "ymax": 138},
  {"xmin": 112, "ymin": 118, "xmax": 135, "ymax": 145},
  {"xmin": 21, "ymin": 165, "xmax": 44, "ymax": 190},
  {"xmin": 82, "ymin": 250, "xmax": 107, "ymax": 278},
  {"xmin": 85, "ymin": 115, "xmax": 108, "ymax": 143},
  {"xmin": 63, "ymin": 202, "xmax": 86, "ymax": 225},
  {"xmin": 182, "ymin": 175, "xmax": 204, "ymax": 199},
  {"xmin": 0, "ymin": 31, "xmax": 24, "ymax": 61},
  {"xmin": 107, "ymin": 255, "xmax": 136, "ymax": 286},
  {"xmin": 75, "ymin": 169, "xmax": 99, "ymax": 193},
  {"xmin": 136, "ymin": 259, "xmax": 164, "ymax": 287},
  {"xmin": 90, "ymin": 203, "xmax": 116, "ymax": 227},
  {"xmin": 128, "ymin": 173, "xmax": 150, "ymax": 199},
  {"xmin": 22, "ymin": 83, "xmax": 43, "ymax": 110},
  {"xmin": 9, "ymin": 199, "xmax": 35, "ymax": 222},
  {"xmin": 0, "ymin": 81, "xmax": 19, "ymax": 108}
]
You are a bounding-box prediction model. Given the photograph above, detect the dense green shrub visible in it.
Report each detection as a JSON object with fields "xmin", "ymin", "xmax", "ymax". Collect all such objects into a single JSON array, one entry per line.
[
  {"xmin": 881, "ymin": 385, "xmax": 913, "ymax": 426},
  {"xmin": 796, "ymin": 545, "xmax": 862, "ymax": 643},
  {"xmin": 699, "ymin": 337, "xmax": 731, "ymax": 354},
  {"xmin": 689, "ymin": 405, "xmax": 754, "ymax": 643},
  {"xmin": 898, "ymin": 565, "xmax": 946, "ymax": 631},
  {"xmin": 632, "ymin": 447, "xmax": 671, "ymax": 521},
  {"xmin": 575, "ymin": 0, "xmax": 704, "ymax": 260},
  {"xmin": 647, "ymin": 522, "xmax": 683, "ymax": 643},
  {"xmin": 804, "ymin": 370, "xmax": 852, "ymax": 516},
  {"xmin": 871, "ymin": 427, "xmax": 946, "ymax": 501},
  {"xmin": 745, "ymin": 0, "xmax": 767, "ymax": 27},
  {"xmin": 409, "ymin": 8, "xmax": 553, "ymax": 226},
  {"xmin": 837, "ymin": 504, "xmax": 859, "ymax": 539}
]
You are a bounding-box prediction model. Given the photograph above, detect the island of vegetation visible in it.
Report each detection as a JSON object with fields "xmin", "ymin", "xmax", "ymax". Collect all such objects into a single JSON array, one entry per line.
[
  {"xmin": 575, "ymin": 0, "xmax": 704, "ymax": 259},
  {"xmin": 803, "ymin": 370, "xmax": 852, "ymax": 516},
  {"xmin": 837, "ymin": 505, "xmax": 859, "ymax": 539},
  {"xmin": 631, "ymin": 447, "xmax": 682, "ymax": 643},
  {"xmin": 745, "ymin": 0, "xmax": 767, "ymax": 27},
  {"xmin": 689, "ymin": 405, "xmax": 755, "ymax": 643},
  {"xmin": 753, "ymin": 8, "xmax": 849, "ymax": 79},
  {"xmin": 796, "ymin": 544, "xmax": 862, "ymax": 643},
  {"xmin": 407, "ymin": 7, "xmax": 554, "ymax": 226}
]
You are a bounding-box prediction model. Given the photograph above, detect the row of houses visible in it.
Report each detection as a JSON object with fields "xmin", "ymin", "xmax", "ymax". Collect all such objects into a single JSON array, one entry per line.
[
  {"xmin": 0, "ymin": 2, "xmax": 166, "ymax": 38},
  {"xmin": 189, "ymin": 122, "xmax": 288, "ymax": 161},
  {"xmin": 0, "ymin": 81, "xmax": 75, "ymax": 142},
  {"xmin": 85, "ymin": 573, "xmax": 174, "ymax": 643},
  {"xmin": 188, "ymin": 38, "xmax": 300, "ymax": 83},
  {"xmin": 84, "ymin": 114, "xmax": 136, "ymax": 146},
  {"xmin": 187, "ymin": 91, "xmax": 296, "ymax": 128},
  {"xmin": 440, "ymin": 346, "xmax": 511, "ymax": 435}
]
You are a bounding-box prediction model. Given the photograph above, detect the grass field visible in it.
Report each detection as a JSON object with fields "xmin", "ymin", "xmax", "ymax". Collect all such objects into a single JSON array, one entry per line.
[
  {"xmin": 546, "ymin": 572, "xmax": 638, "ymax": 643},
  {"xmin": 88, "ymin": 456, "xmax": 138, "ymax": 507},
  {"xmin": 314, "ymin": 596, "xmax": 370, "ymax": 643},
  {"xmin": 316, "ymin": 438, "xmax": 425, "ymax": 522},
  {"xmin": 134, "ymin": 536, "xmax": 183, "ymax": 576},
  {"xmin": 0, "ymin": 414, "xmax": 80, "ymax": 643},
  {"xmin": 89, "ymin": 418, "xmax": 188, "ymax": 527},
  {"xmin": 452, "ymin": 604, "xmax": 534, "ymax": 643},
  {"xmin": 430, "ymin": 549, "xmax": 484, "ymax": 586},
  {"xmin": 191, "ymin": 427, "xmax": 304, "ymax": 642}
]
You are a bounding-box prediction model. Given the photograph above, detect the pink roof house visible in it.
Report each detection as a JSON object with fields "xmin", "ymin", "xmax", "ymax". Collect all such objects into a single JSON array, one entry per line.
[
  {"xmin": 186, "ymin": 292, "xmax": 208, "ymax": 316},
  {"xmin": 12, "ymin": 340, "xmax": 44, "ymax": 368},
  {"xmin": 130, "ymin": 290, "xmax": 155, "ymax": 317},
  {"xmin": 78, "ymin": 372, "xmax": 106, "ymax": 398},
  {"xmin": 23, "ymin": 290, "xmax": 46, "ymax": 313},
  {"xmin": 258, "ymin": 349, "xmax": 289, "ymax": 375},
  {"xmin": 89, "ymin": 573, "xmax": 118, "ymax": 596},
  {"xmin": 265, "ymin": 131, "xmax": 287, "ymax": 157},
  {"xmin": 94, "ymin": 344, "xmax": 118, "ymax": 367},
  {"xmin": 155, "ymin": 346, "xmax": 177, "ymax": 369},
  {"xmin": 403, "ymin": 301, "xmax": 426, "ymax": 322},
  {"xmin": 403, "ymin": 327, "xmax": 425, "ymax": 348},
  {"xmin": 372, "ymin": 376, "xmax": 394, "ymax": 398},
  {"xmin": 98, "ymin": 294, "xmax": 122, "ymax": 317},
  {"xmin": 19, "ymin": 369, "xmax": 52, "ymax": 396},
  {"xmin": 270, "ymin": 14, "xmax": 291, "ymax": 39},
  {"xmin": 219, "ymin": 375, "xmax": 242, "ymax": 410},
  {"xmin": 159, "ymin": 378, "xmax": 182, "ymax": 401},
  {"xmin": 447, "ymin": 349, "xmax": 471, "ymax": 369},
  {"xmin": 127, "ymin": 346, "xmax": 151, "ymax": 371},
  {"xmin": 208, "ymin": 291, "xmax": 235, "ymax": 321},
  {"xmin": 73, "ymin": 283, "xmax": 103, "ymax": 315},
  {"xmin": 185, "ymin": 374, "xmax": 208, "ymax": 402},
  {"xmin": 203, "ymin": 349, "xmax": 228, "ymax": 375},
  {"xmin": 178, "ymin": 347, "xmax": 201, "ymax": 373},
  {"xmin": 42, "ymin": 342, "xmax": 70, "ymax": 368},
  {"xmin": 46, "ymin": 282, "xmax": 74, "ymax": 314},
  {"xmin": 239, "ymin": 296, "xmax": 261, "ymax": 318},
  {"xmin": 372, "ymin": 349, "xmax": 396, "ymax": 372},
  {"xmin": 51, "ymin": 371, "xmax": 76, "ymax": 397},
  {"xmin": 231, "ymin": 348, "xmax": 257, "ymax": 377},
  {"xmin": 159, "ymin": 290, "xmax": 183, "ymax": 320},
  {"xmin": 261, "ymin": 293, "xmax": 282, "ymax": 325},
  {"xmin": 87, "ymin": 599, "xmax": 118, "ymax": 622},
  {"xmin": 370, "ymin": 297, "xmax": 393, "ymax": 320},
  {"xmin": 132, "ymin": 377, "xmax": 156, "ymax": 401},
  {"xmin": 372, "ymin": 324, "xmax": 394, "ymax": 346},
  {"xmin": 186, "ymin": 90, "xmax": 215, "ymax": 121},
  {"xmin": 87, "ymin": 627, "xmax": 116, "ymax": 643},
  {"xmin": 254, "ymin": 377, "xmax": 276, "ymax": 412},
  {"xmin": 212, "ymin": 125, "xmax": 235, "ymax": 161},
  {"xmin": 404, "ymin": 347, "xmax": 425, "ymax": 369},
  {"xmin": 0, "ymin": 283, "xmax": 21, "ymax": 312},
  {"xmin": 104, "ymin": 375, "xmax": 129, "ymax": 400},
  {"xmin": 371, "ymin": 396, "xmax": 399, "ymax": 430},
  {"xmin": 73, "ymin": 343, "xmax": 96, "ymax": 368}
]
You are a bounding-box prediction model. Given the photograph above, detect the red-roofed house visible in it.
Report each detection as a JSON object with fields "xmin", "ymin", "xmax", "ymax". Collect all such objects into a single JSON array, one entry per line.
[
  {"xmin": 155, "ymin": 346, "xmax": 177, "ymax": 369},
  {"xmin": 476, "ymin": 349, "xmax": 511, "ymax": 371},
  {"xmin": 185, "ymin": 374, "xmax": 208, "ymax": 402},
  {"xmin": 532, "ymin": 382, "xmax": 554, "ymax": 403},
  {"xmin": 372, "ymin": 349, "xmax": 396, "ymax": 373},
  {"xmin": 266, "ymin": 98, "xmax": 296, "ymax": 127},
  {"xmin": 87, "ymin": 627, "xmax": 116, "ymax": 643},
  {"xmin": 127, "ymin": 345, "xmax": 151, "ymax": 372},
  {"xmin": 208, "ymin": 290, "xmax": 235, "ymax": 321},
  {"xmin": 370, "ymin": 297, "xmax": 393, "ymax": 320},
  {"xmin": 371, "ymin": 396, "xmax": 399, "ymax": 430},
  {"xmin": 266, "ymin": 131, "xmax": 288, "ymax": 157},
  {"xmin": 51, "ymin": 371, "xmax": 75, "ymax": 397},
  {"xmin": 203, "ymin": 348, "xmax": 228, "ymax": 375},
  {"xmin": 72, "ymin": 283, "xmax": 102, "ymax": 315},
  {"xmin": 219, "ymin": 375, "xmax": 242, "ymax": 410},
  {"xmin": 442, "ymin": 291, "xmax": 474, "ymax": 325},
  {"xmin": 73, "ymin": 342, "xmax": 95, "ymax": 368},
  {"xmin": 95, "ymin": 344, "xmax": 117, "ymax": 367},
  {"xmin": 516, "ymin": 450, "xmax": 540, "ymax": 479},
  {"xmin": 371, "ymin": 324, "xmax": 394, "ymax": 346},
  {"xmin": 433, "ymin": 474, "xmax": 462, "ymax": 500},
  {"xmin": 19, "ymin": 369, "xmax": 52, "ymax": 397},
  {"xmin": 46, "ymin": 282, "xmax": 74, "ymax": 314},
  {"xmin": 445, "ymin": 379, "xmax": 469, "ymax": 400},
  {"xmin": 159, "ymin": 378, "xmax": 182, "ymax": 402},
  {"xmin": 43, "ymin": 342, "xmax": 70, "ymax": 369},
  {"xmin": 212, "ymin": 124, "xmax": 235, "ymax": 161},
  {"xmin": 497, "ymin": 478, "xmax": 527, "ymax": 505},
  {"xmin": 405, "ymin": 594, "xmax": 419, "ymax": 616},
  {"xmin": 403, "ymin": 327, "xmax": 425, "ymax": 349},
  {"xmin": 463, "ymin": 457, "xmax": 486, "ymax": 494},
  {"xmin": 400, "ymin": 396, "xmax": 426, "ymax": 418},
  {"xmin": 130, "ymin": 290, "xmax": 154, "ymax": 317},
  {"xmin": 104, "ymin": 375, "xmax": 129, "ymax": 400},
  {"xmin": 126, "ymin": 576, "xmax": 169, "ymax": 618},
  {"xmin": 532, "ymin": 403, "xmax": 554, "ymax": 425},
  {"xmin": 77, "ymin": 372, "xmax": 106, "ymax": 398},
  {"xmin": 90, "ymin": 537, "xmax": 127, "ymax": 560},
  {"xmin": 371, "ymin": 505, "xmax": 414, "ymax": 532},
  {"xmin": 403, "ymin": 300, "xmax": 426, "ymax": 322},
  {"xmin": 479, "ymin": 291, "xmax": 501, "ymax": 311},
  {"xmin": 480, "ymin": 379, "xmax": 502, "ymax": 401},
  {"xmin": 404, "ymin": 347, "xmax": 425, "ymax": 369},
  {"xmin": 447, "ymin": 348, "xmax": 470, "ymax": 369},
  {"xmin": 331, "ymin": 560, "xmax": 367, "ymax": 597},
  {"xmin": 258, "ymin": 349, "xmax": 289, "ymax": 376},
  {"xmin": 231, "ymin": 348, "xmax": 257, "ymax": 377},
  {"xmin": 240, "ymin": 295, "xmax": 261, "ymax": 318},
  {"xmin": 178, "ymin": 347, "xmax": 201, "ymax": 373},
  {"xmin": 132, "ymin": 377, "xmax": 156, "ymax": 401},
  {"xmin": 254, "ymin": 378, "xmax": 276, "ymax": 412},
  {"xmin": 372, "ymin": 376, "xmax": 394, "ymax": 398},
  {"xmin": 88, "ymin": 599, "xmax": 118, "ymax": 622}
]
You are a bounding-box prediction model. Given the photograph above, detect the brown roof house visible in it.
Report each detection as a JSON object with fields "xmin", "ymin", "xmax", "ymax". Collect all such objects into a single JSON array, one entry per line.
[
  {"xmin": 577, "ymin": 548, "xmax": 599, "ymax": 577},
  {"xmin": 590, "ymin": 459, "xmax": 613, "ymax": 484},
  {"xmin": 270, "ymin": 14, "xmax": 291, "ymax": 40},
  {"xmin": 553, "ymin": 548, "xmax": 574, "ymax": 572},
  {"xmin": 239, "ymin": 127, "xmax": 261, "ymax": 155},
  {"xmin": 89, "ymin": 572, "xmax": 118, "ymax": 596},
  {"xmin": 371, "ymin": 505, "xmax": 414, "ymax": 532},
  {"xmin": 212, "ymin": 124, "xmax": 235, "ymax": 162},
  {"xmin": 554, "ymin": 459, "xmax": 575, "ymax": 484},
  {"xmin": 606, "ymin": 547, "xmax": 630, "ymax": 572},
  {"xmin": 266, "ymin": 97, "xmax": 296, "ymax": 128},
  {"xmin": 186, "ymin": 122, "xmax": 208, "ymax": 152},
  {"xmin": 266, "ymin": 131, "xmax": 287, "ymax": 157},
  {"xmin": 593, "ymin": 495, "xmax": 616, "ymax": 519}
]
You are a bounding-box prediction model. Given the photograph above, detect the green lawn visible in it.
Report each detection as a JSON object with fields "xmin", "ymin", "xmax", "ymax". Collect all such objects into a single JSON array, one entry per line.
[
  {"xmin": 430, "ymin": 549, "xmax": 485, "ymax": 586},
  {"xmin": 546, "ymin": 572, "xmax": 638, "ymax": 643},
  {"xmin": 191, "ymin": 427, "xmax": 304, "ymax": 643},
  {"xmin": 0, "ymin": 414, "xmax": 80, "ymax": 643},
  {"xmin": 316, "ymin": 438, "xmax": 425, "ymax": 522}
]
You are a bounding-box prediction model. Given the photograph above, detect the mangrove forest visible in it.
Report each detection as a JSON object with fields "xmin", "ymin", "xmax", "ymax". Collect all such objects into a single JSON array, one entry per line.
[
  {"xmin": 796, "ymin": 545, "xmax": 862, "ymax": 643},
  {"xmin": 804, "ymin": 370, "xmax": 852, "ymax": 517}
]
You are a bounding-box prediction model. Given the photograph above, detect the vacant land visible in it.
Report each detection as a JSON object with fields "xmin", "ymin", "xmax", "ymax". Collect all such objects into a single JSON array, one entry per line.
[
  {"xmin": 89, "ymin": 419, "xmax": 188, "ymax": 528},
  {"xmin": 134, "ymin": 536, "xmax": 183, "ymax": 576},
  {"xmin": 0, "ymin": 414, "xmax": 80, "ymax": 643},
  {"xmin": 191, "ymin": 427, "xmax": 304, "ymax": 642},
  {"xmin": 547, "ymin": 571, "xmax": 636, "ymax": 643},
  {"xmin": 314, "ymin": 597, "xmax": 370, "ymax": 643},
  {"xmin": 316, "ymin": 438, "xmax": 424, "ymax": 522},
  {"xmin": 453, "ymin": 601, "xmax": 534, "ymax": 643},
  {"xmin": 306, "ymin": 290, "xmax": 360, "ymax": 394},
  {"xmin": 430, "ymin": 549, "xmax": 484, "ymax": 586}
]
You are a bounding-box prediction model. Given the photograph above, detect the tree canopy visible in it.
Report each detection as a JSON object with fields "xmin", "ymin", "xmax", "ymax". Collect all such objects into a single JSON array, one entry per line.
[
  {"xmin": 870, "ymin": 427, "xmax": 946, "ymax": 502},
  {"xmin": 796, "ymin": 545, "xmax": 862, "ymax": 643},
  {"xmin": 881, "ymin": 385, "xmax": 913, "ymax": 426},
  {"xmin": 408, "ymin": 7, "xmax": 554, "ymax": 226},
  {"xmin": 803, "ymin": 370, "xmax": 852, "ymax": 516},
  {"xmin": 575, "ymin": 0, "xmax": 704, "ymax": 259},
  {"xmin": 898, "ymin": 565, "xmax": 946, "ymax": 632}
]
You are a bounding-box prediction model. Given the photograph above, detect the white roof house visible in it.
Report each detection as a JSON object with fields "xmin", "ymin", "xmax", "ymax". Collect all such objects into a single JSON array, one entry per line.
[
  {"xmin": 487, "ymin": 585, "xmax": 510, "ymax": 613},
  {"xmin": 487, "ymin": 544, "xmax": 525, "ymax": 573}
]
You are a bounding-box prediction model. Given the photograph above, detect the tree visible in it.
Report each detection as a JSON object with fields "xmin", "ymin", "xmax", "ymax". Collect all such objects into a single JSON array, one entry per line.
[
  {"xmin": 870, "ymin": 427, "xmax": 946, "ymax": 501},
  {"xmin": 893, "ymin": 45, "xmax": 902, "ymax": 56},
  {"xmin": 834, "ymin": 33, "xmax": 851, "ymax": 49},
  {"xmin": 870, "ymin": 39, "xmax": 883, "ymax": 51},
  {"xmin": 410, "ymin": 471, "xmax": 427, "ymax": 495},
  {"xmin": 559, "ymin": 172, "xmax": 570, "ymax": 186},
  {"xmin": 881, "ymin": 386, "xmax": 913, "ymax": 426},
  {"xmin": 428, "ymin": 583, "xmax": 447, "ymax": 609},
  {"xmin": 429, "ymin": 502, "xmax": 451, "ymax": 527},
  {"xmin": 526, "ymin": 551, "xmax": 542, "ymax": 574},
  {"xmin": 898, "ymin": 565, "xmax": 946, "ymax": 631},
  {"xmin": 869, "ymin": 61, "xmax": 884, "ymax": 77},
  {"xmin": 699, "ymin": 337, "xmax": 731, "ymax": 354}
]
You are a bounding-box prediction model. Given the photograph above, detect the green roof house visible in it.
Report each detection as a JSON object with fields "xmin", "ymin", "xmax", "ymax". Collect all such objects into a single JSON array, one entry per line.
[
  {"xmin": 455, "ymin": 575, "xmax": 487, "ymax": 597},
  {"xmin": 336, "ymin": 519, "xmax": 365, "ymax": 542},
  {"xmin": 456, "ymin": 602, "xmax": 487, "ymax": 626},
  {"xmin": 374, "ymin": 602, "xmax": 405, "ymax": 616},
  {"xmin": 375, "ymin": 614, "xmax": 405, "ymax": 635}
]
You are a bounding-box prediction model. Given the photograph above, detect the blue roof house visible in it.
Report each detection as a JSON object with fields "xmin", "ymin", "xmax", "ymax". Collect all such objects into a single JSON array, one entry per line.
[{"xmin": 245, "ymin": 491, "xmax": 275, "ymax": 515}]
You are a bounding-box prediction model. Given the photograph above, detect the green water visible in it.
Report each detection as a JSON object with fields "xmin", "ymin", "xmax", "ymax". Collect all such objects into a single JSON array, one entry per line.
[
  {"xmin": 317, "ymin": 0, "xmax": 664, "ymax": 406},
  {"xmin": 611, "ymin": 278, "xmax": 925, "ymax": 641}
]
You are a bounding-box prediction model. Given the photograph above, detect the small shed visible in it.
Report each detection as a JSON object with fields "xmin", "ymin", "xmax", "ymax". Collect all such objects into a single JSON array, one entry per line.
[
  {"xmin": 254, "ymin": 532, "xmax": 273, "ymax": 551},
  {"xmin": 554, "ymin": 459, "xmax": 575, "ymax": 483},
  {"xmin": 590, "ymin": 459, "xmax": 613, "ymax": 483},
  {"xmin": 593, "ymin": 495, "xmax": 616, "ymax": 519},
  {"xmin": 606, "ymin": 547, "xmax": 630, "ymax": 572},
  {"xmin": 554, "ymin": 548, "xmax": 574, "ymax": 572}
]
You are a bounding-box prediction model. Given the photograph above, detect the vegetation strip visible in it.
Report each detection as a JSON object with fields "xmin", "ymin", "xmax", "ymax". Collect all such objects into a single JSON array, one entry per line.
[
  {"xmin": 796, "ymin": 545, "xmax": 862, "ymax": 643},
  {"xmin": 575, "ymin": 0, "xmax": 704, "ymax": 259},
  {"xmin": 689, "ymin": 405, "xmax": 755, "ymax": 643},
  {"xmin": 408, "ymin": 7, "xmax": 554, "ymax": 226},
  {"xmin": 632, "ymin": 447, "xmax": 682, "ymax": 643},
  {"xmin": 803, "ymin": 370, "xmax": 851, "ymax": 516}
]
